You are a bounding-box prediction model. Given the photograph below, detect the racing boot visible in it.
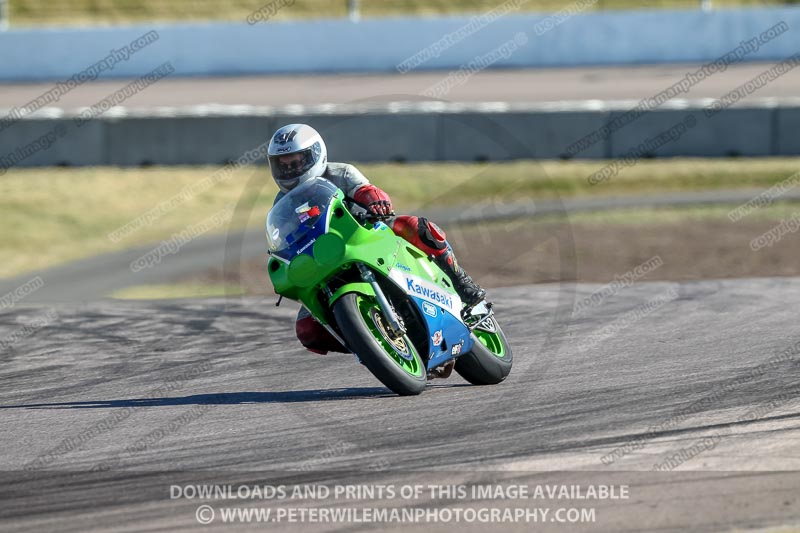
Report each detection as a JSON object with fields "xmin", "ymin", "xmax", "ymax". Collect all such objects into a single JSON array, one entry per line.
[{"xmin": 435, "ymin": 247, "xmax": 486, "ymax": 308}]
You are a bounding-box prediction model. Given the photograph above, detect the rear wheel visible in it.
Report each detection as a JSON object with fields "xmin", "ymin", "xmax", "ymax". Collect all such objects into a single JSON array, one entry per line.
[
  {"xmin": 455, "ymin": 316, "xmax": 513, "ymax": 385},
  {"xmin": 333, "ymin": 293, "xmax": 427, "ymax": 396}
]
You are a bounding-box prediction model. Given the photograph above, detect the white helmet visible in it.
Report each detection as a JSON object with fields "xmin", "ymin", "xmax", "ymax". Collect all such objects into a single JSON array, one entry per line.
[{"xmin": 267, "ymin": 124, "xmax": 327, "ymax": 192}]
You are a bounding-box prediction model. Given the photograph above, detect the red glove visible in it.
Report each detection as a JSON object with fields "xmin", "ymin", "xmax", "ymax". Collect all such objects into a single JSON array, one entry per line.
[{"xmin": 353, "ymin": 185, "xmax": 393, "ymax": 216}]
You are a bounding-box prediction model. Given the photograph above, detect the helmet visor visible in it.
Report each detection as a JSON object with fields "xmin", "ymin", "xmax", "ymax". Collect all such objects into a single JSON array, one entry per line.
[{"xmin": 268, "ymin": 142, "xmax": 323, "ymax": 188}]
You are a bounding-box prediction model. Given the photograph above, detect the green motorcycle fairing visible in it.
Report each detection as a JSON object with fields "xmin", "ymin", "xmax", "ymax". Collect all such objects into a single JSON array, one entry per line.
[{"xmin": 268, "ymin": 187, "xmax": 459, "ymax": 325}]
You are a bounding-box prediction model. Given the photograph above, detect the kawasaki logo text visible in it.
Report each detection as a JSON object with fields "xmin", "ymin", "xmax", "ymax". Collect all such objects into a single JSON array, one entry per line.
[{"xmin": 406, "ymin": 278, "xmax": 454, "ymax": 309}]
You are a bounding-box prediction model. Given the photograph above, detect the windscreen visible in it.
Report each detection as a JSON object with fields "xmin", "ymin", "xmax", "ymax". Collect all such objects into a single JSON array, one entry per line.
[{"xmin": 266, "ymin": 178, "xmax": 340, "ymax": 253}]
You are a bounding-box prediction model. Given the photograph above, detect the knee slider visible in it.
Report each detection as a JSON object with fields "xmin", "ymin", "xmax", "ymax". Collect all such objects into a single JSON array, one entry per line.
[{"xmin": 418, "ymin": 217, "xmax": 447, "ymax": 251}]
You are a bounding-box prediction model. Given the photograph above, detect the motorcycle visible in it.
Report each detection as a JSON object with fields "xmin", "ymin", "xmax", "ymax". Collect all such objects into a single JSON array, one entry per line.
[{"xmin": 266, "ymin": 177, "xmax": 513, "ymax": 396}]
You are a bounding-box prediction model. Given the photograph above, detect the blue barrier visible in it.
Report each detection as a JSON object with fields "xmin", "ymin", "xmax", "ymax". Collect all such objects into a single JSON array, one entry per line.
[{"xmin": 0, "ymin": 7, "xmax": 799, "ymax": 81}]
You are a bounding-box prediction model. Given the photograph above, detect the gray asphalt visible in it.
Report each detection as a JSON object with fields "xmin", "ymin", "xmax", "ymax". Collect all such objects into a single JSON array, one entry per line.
[
  {"xmin": 5, "ymin": 59, "xmax": 800, "ymax": 532},
  {"xmin": 4, "ymin": 189, "xmax": 800, "ymax": 304},
  {"xmin": 1, "ymin": 278, "xmax": 800, "ymax": 531},
  {"xmin": 2, "ymin": 63, "xmax": 800, "ymax": 110}
]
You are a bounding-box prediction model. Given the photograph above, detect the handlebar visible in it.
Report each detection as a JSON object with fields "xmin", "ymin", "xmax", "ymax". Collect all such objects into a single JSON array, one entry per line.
[{"xmin": 355, "ymin": 211, "xmax": 396, "ymax": 224}]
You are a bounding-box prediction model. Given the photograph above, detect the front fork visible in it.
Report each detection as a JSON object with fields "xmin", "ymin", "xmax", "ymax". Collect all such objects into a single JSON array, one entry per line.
[{"xmin": 356, "ymin": 263, "xmax": 406, "ymax": 339}]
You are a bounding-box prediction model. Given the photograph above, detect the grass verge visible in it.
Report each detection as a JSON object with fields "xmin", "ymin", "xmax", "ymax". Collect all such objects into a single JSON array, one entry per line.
[
  {"xmin": 9, "ymin": 0, "xmax": 784, "ymax": 26},
  {"xmin": 1, "ymin": 158, "xmax": 799, "ymax": 279},
  {"xmin": 109, "ymin": 282, "xmax": 244, "ymax": 300}
]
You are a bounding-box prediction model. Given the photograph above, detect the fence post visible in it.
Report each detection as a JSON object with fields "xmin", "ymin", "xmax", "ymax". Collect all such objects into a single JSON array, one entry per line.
[
  {"xmin": 348, "ymin": 0, "xmax": 360, "ymax": 22},
  {"xmin": 0, "ymin": 0, "xmax": 8, "ymax": 31}
]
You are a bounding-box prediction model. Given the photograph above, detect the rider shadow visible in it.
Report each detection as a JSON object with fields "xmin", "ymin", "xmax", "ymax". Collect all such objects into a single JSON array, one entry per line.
[{"xmin": 0, "ymin": 384, "xmax": 469, "ymax": 409}]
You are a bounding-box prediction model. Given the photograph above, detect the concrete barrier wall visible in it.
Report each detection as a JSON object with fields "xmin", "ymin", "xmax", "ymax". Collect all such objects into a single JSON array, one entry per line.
[
  {"xmin": 1, "ymin": 103, "xmax": 797, "ymax": 170},
  {"xmin": 1, "ymin": 7, "xmax": 799, "ymax": 81}
]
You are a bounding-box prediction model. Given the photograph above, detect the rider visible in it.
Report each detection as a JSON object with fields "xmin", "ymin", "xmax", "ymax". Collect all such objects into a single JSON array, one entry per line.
[{"xmin": 268, "ymin": 123, "xmax": 486, "ymax": 355}]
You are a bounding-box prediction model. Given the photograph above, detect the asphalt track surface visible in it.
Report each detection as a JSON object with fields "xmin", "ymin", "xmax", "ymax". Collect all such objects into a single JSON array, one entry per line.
[
  {"xmin": 4, "ymin": 62, "xmax": 800, "ymax": 531},
  {"xmin": 2, "ymin": 190, "xmax": 800, "ymax": 531},
  {"xmin": 2, "ymin": 277, "xmax": 800, "ymax": 531},
  {"xmin": 3, "ymin": 63, "xmax": 800, "ymax": 109}
]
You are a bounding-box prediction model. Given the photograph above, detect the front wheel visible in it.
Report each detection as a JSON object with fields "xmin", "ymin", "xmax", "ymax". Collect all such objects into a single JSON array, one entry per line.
[
  {"xmin": 333, "ymin": 293, "xmax": 427, "ymax": 396},
  {"xmin": 455, "ymin": 316, "xmax": 513, "ymax": 385}
]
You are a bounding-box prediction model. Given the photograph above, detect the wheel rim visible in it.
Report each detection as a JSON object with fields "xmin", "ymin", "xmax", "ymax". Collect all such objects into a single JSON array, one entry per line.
[
  {"xmin": 474, "ymin": 318, "xmax": 506, "ymax": 359},
  {"xmin": 356, "ymin": 295, "xmax": 423, "ymax": 378}
]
